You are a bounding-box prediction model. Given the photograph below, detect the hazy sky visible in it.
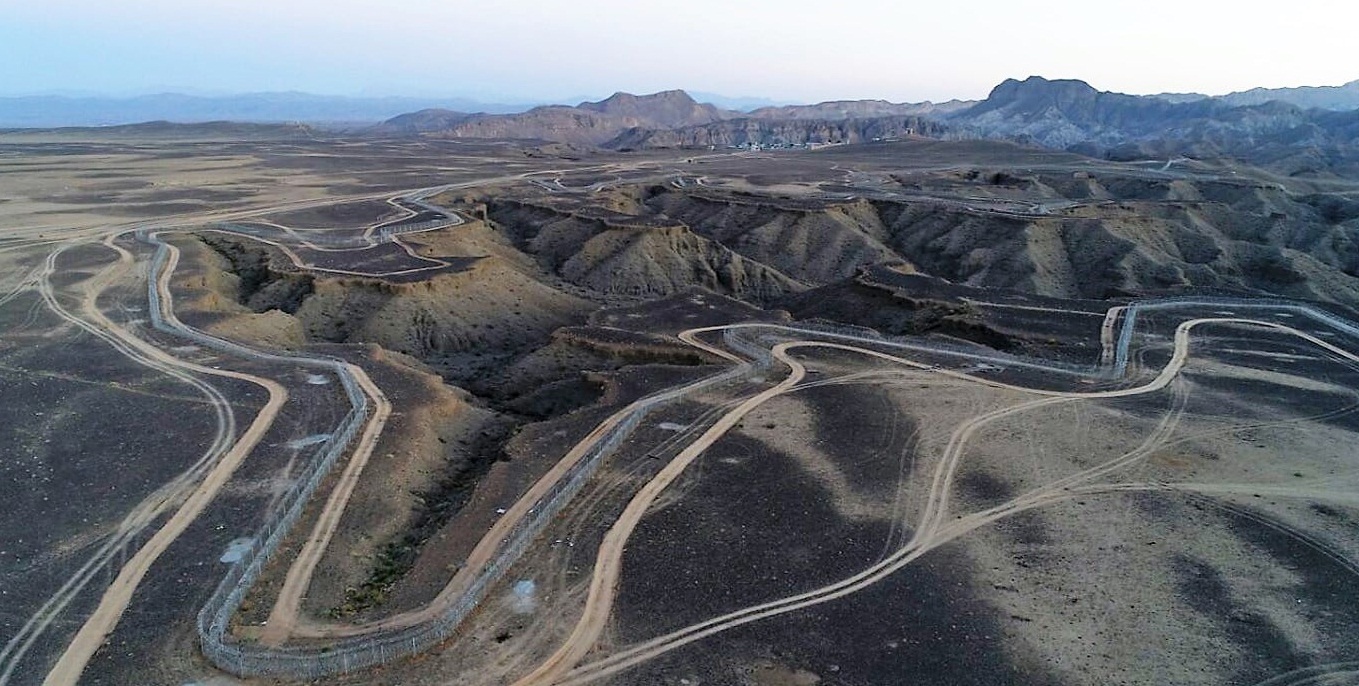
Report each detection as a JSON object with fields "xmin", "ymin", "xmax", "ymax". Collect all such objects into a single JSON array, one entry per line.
[{"xmin": 2, "ymin": 0, "xmax": 1356, "ymax": 103}]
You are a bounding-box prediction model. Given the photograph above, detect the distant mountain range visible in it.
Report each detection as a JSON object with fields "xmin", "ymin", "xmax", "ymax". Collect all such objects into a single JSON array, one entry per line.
[
  {"xmin": 376, "ymin": 91, "xmax": 970, "ymax": 146},
  {"xmin": 0, "ymin": 90, "xmax": 785, "ymax": 128},
  {"xmin": 946, "ymin": 77, "xmax": 1359, "ymax": 176},
  {"xmin": 0, "ymin": 92, "xmax": 536, "ymax": 128},
  {"xmin": 368, "ymin": 78, "xmax": 1359, "ymax": 178},
  {"xmin": 1155, "ymin": 79, "xmax": 1359, "ymax": 110},
  {"xmin": 746, "ymin": 99, "xmax": 973, "ymax": 120},
  {"xmin": 9, "ymin": 78, "xmax": 1359, "ymax": 178}
]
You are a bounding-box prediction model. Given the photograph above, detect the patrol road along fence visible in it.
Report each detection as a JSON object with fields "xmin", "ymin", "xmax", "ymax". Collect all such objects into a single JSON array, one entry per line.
[
  {"xmin": 140, "ymin": 225, "xmax": 753, "ymax": 679},
  {"xmin": 141, "ymin": 231, "xmax": 1359, "ymax": 680},
  {"xmin": 214, "ymin": 192, "xmax": 464, "ymax": 250}
]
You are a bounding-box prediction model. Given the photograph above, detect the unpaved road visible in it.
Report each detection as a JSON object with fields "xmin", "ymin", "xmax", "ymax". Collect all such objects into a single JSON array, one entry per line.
[
  {"xmin": 11, "ymin": 157, "xmax": 1359, "ymax": 684},
  {"xmin": 515, "ymin": 317, "xmax": 1359, "ymax": 686},
  {"xmin": 34, "ymin": 239, "xmax": 290, "ymax": 686},
  {"xmin": 258, "ymin": 358, "xmax": 391, "ymax": 645}
]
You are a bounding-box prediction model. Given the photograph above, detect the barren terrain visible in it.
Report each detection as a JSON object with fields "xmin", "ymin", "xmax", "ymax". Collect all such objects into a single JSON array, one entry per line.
[{"xmin": 3, "ymin": 129, "xmax": 1359, "ymax": 686}]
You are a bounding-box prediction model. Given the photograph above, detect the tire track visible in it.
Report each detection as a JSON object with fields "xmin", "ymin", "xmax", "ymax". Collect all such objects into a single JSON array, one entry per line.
[{"xmin": 526, "ymin": 317, "xmax": 1359, "ymax": 685}]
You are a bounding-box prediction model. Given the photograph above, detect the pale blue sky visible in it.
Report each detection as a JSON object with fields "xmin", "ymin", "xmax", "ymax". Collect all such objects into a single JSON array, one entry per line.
[{"xmin": 1, "ymin": 0, "xmax": 1355, "ymax": 102}]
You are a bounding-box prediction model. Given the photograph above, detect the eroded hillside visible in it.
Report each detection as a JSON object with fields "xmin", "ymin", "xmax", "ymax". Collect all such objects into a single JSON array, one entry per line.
[
  {"xmin": 465, "ymin": 168, "xmax": 1359, "ymax": 306},
  {"xmin": 161, "ymin": 142, "xmax": 1359, "ymax": 667}
]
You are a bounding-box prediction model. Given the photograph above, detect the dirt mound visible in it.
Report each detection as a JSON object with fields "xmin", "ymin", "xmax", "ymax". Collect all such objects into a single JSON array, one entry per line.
[
  {"xmin": 168, "ymin": 235, "xmax": 308, "ymax": 349},
  {"xmin": 646, "ymin": 193, "xmax": 908, "ymax": 283},
  {"xmin": 294, "ymin": 257, "xmax": 592, "ymax": 362},
  {"xmin": 487, "ymin": 200, "xmax": 804, "ymax": 303},
  {"xmin": 777, "ymin": 275, "xmax": 1017, "ymax": 350}
]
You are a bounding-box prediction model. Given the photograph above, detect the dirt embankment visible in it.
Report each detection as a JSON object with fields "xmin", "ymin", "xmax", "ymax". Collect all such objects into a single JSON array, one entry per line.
[
  {"xmin": 169, "ymin": 235, "xmax": 309, "ymax": 349},
  {"xmin": 776, "ymin": 273, "xmax": 1017, "ymax": 351},
  {"xmin": 646, "ymin": 192, "xmax": 908, "ymax": 284},
  {"xmin": 193, "ymin": 231, "xmax": 595, "ymax": 387},
  {"xmin": 452, "ymin": 174, "xmax": 1359, "ymax": 312},
  {"xmin": 303, "ymin": 345, "xmax": 513, "ymax": 621},
  {"xmin": 642, "ymin": 181, "xmax": 1359, "ymax": 306},
  {"xmin": 291, "ymin": 259, "xmax": 591, "ymax": 361}
]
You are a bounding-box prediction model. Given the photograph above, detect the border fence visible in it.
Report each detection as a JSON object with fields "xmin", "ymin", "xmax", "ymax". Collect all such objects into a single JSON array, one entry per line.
[
  {"xmin": 137, "ymin": 231, "xmax": 1359, "ymax": 679},
  {"xmin": 145, "ymin": 228, "xmax": 750, "ymax": 678},
  {"xmin": 214, "ymin": 193, "xmax": 464, "ymax": 250}
]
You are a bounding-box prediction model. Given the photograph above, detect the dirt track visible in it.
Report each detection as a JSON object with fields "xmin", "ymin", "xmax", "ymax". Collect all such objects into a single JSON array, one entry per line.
[
  {"xmin": 10, "ymin": 143, "xmax": 1359, "ymax": 683},
  {"xmin": 516, "ymin": 317, "xmax": 1359, "ymax": 685},
  {"xmin": 257, "ymin": 358, "xmax": 391, "ymax": 645},
  {"xmin": 35, "ymin": 240, "xmax": 289, "ymax": 686},
  {"xmin": 26, "ymin": 249, "xmax": 1359, "ymax": 685}
]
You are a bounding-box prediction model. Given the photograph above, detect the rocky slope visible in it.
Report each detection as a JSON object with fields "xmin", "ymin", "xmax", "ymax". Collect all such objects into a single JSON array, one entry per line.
[
  {"xmin": 606, "ymin": 115, "xmax": 949, "ymax": 149},
  {"xmin": 747, "ymin": 99, "xmax": 972, "ymax": 120},
  {"xmin": 1155, "ymin": 80, "xmax": 1359, "ymax": 111},
  {"xmin": 484, "ymin": 173, "xmax": 1359, "ymax": 307},
  {"xmin": 376, "ymin": 90, "xmax": 969, "ymax": 144},
  {"xmin": 377, "ymin": 108, "xmax": 474, "ymax": 136},
  {"xmin": 376, "ymin": 90, "xmax": 730, "ymax": 145},
  {"xmin": 949, "ymin": 77, "xmax": 1230, "ymax": 149},
  {"xmin": 485, "ymin": 199, "xmax": 804, "ymax": 302},
  {"xmin": 948, "ymin": 77, "xmax": 1359, "ymax": 177},
  {"xmin": 1220, "ymin": 79, "xmax": 1359, "ymax": 109}
]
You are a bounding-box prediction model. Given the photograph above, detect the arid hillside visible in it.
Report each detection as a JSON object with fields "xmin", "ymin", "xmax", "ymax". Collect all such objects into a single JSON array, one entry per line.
[
  {"xmin": 375, "ymin": 79, "xmax": 1359, "ymax": 179},
  {"xmin": 191, "ymin": 151, "xmax": 1359, "ymax": 402},
  {"xmin": 377, "ymin": 90, "xmax": 730, "ymax": 144},
  {"xmin": 468, "ymin": 171, "xmax": 1359, "ymax": 306},
  {"xmin": 14, "ymin": 120, "xmax": 1359, "ymax": 686}
]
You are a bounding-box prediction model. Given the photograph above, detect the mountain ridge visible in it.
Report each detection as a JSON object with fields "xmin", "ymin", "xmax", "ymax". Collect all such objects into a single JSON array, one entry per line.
[
  {"xmin": 0, "ymin": 92, "xmax": 540, "ymax": 128},
  {"xmin": 374, "ymin": 90, "xmax": 732, "ymax": 145},
  {"xmin": 945, "ymin": 76, "xmax": 1359, "ymax": 176},
  {"xmin": 374, "ymin": 79, "xmax": 1359, "ymax": 178},
  {"xmin": 1152, "ymin": 79, "xmax": 1359, "ymax": 110}
]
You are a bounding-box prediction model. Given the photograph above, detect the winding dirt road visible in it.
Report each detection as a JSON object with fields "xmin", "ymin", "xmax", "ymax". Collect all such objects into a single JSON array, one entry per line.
[
  {"xmin": 34, "ymin": 239, "xmax": 290, "ymax": 686},
  {"xmin": 513, "ymin": 317, "xmax": 1359, "ymax": 686},
  {"xmin": 12, "ymin": 164, "xmax": 1359, "ymax": 685}
]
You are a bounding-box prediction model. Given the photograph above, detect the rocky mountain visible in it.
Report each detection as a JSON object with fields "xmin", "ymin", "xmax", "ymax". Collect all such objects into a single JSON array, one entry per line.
[
  {"xmin": 948, "ymin": 77, "xmax": 1359, "ymax": 177},
  {"xmin": 746, "ymin": 99, "xmax": 972, "ymax": 120},
  {"xmin": 1153, "ymin": 80, "xmax": 1359, "ymax": 111},
  {"xmin": 378, "ymin": 108, "xmax": 475, "ymax": 135},
  {"xmin": 0, "ymin": 92, "xmax": 531, "ymax": 128},
  {"xmin": 375, "ymin": 90, "xmax": 731, "ymax": 145},
  {"xmin": 378, "ymin": 91, "xmax": 969, "ymax": 147},
  {"xmin": 949, "ymin": 77, "xmax": 1227, "ymax": 149},
  {"xmin": 371, "ymin": 79, "xmax": 1359, "ymax": 179},
  {"xmin": 576, "ymin": 90, "xmax": 727, "ymax": 128},
  {"xmin": 606, "ymin": 115, "xmax": 949, "ymax": 149}
]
